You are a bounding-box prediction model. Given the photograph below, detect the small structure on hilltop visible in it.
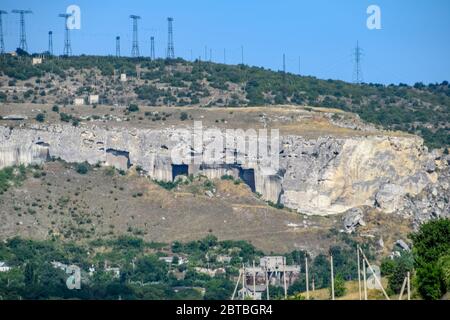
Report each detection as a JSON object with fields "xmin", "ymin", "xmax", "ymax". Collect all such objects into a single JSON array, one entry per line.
[
  {"xmin": 73, "ymin": 98, "xmax": 85, "ymax": 106},
  {"xmin": 88, "ymin": 95, "xmax": 99, "ymax": 105}
]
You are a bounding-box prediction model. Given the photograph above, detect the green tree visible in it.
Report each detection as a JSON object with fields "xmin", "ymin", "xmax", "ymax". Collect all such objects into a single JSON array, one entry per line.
[
  {"xmin": 410, "ymin": 219, "xmax": 450, "ymax": 300},
  {"xmin": 330, "ymin": 274, "xmax": 346, "ymax": 298},
  {"xmin": 35, "ymin": 113, "xmax": 45, "ymax": 122}
]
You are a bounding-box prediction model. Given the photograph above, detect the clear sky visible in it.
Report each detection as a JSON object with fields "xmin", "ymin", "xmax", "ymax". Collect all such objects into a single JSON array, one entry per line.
[{"xmin": 1, "ymin": 0, "xmax": 449, "ymax": 85}]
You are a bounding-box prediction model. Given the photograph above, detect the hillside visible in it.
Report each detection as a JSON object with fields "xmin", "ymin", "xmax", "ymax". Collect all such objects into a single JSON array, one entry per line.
[{"xmin": 0, "ymin": 55, "xmax": 448, "ymax": 149}]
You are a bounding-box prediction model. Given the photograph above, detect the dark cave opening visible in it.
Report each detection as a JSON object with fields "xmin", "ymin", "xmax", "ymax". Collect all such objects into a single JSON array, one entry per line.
[
  {"xmin": 172, "ymin": 164, "xmax": 189, "ymax": 181},
  {"xmin": 239, "ymin": 168, "xmax": 256, "ymax": 192}
]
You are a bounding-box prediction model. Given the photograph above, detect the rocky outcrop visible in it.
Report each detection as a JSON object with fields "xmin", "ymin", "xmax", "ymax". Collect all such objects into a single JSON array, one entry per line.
[{"xmin": 0, "ymin": 124, "xmax": 439, "ymax": 217}]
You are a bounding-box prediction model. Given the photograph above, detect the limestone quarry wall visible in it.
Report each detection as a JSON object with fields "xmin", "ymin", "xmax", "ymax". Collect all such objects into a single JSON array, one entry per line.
[{"xmin": 0, "ymin": 124, "xmax": 435, "ymax": 216}]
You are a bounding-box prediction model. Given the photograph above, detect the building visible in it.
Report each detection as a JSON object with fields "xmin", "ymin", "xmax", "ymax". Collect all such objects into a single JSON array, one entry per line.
[
  {"xmin": 0, "ymin": 262, "xmax": 11, "ymax": 272},
  {"xmin": 73, "ymin": 98, "xmax": 85, "ymax": 106},
  {"xmin": 217, "ymin": 255, "xmax": 232, "ymax": 264},
  {"xmin": 159, "ymin": 256, "xmax": 188, "ymax": 265},
  {"xmin": 32, "ymin": 57, "xmax": 43, "ymax": 65},
  {"xmin": 120, "ymin": 73, "xmax": 127, "ymax": 82},
  {"xmin": 88, "ymin": 95, "xmax": 99, "ymax": 105}
]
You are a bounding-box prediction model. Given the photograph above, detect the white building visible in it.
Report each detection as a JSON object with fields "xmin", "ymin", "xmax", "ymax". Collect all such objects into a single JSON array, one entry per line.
[
  {"xmin": 32, "ymin": 57, "xmax": 43, "ymax": 65},
  {"xmin": 0, "ymin": 262, "xmax": 11, "ymax": 272},
  {"xmin": 120, "ymin": 73, "xmax": 127, "ymax": 82},
  {"xmin": 73, "ymin": 98, "xmax": 85, "ymax": 106},
  {"xmin": 88, "ymin": 95, "xmax": 99, "ymax": 105}
]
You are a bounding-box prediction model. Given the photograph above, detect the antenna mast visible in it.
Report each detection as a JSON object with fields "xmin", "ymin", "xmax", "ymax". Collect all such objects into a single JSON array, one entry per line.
[
  {"xmin": 150, "ymin": 36, "xmax": 155, "ymax": 60},
  {"xmin": 166, "ymin": 17, "xmax": 174, "ymax": 59},
  {"xmin": 130, "ymin": 15, "xmax": 141, "ymax": 57},
  {"xmin": 12, "ymin": 9, "xmax": 32, "ymax": 52},
  {"xmin": 48, "ymin": 31, "xmax": 53, "ymax": 55},
  {"xmin": 116, "ymin": 36, "xmax": 120, "ymax": 57},
  {"xmin": 58, "ymin": 13, "xmax": 73, "ymax": 56},
  {"xmin": 0, "ymin": 10, "xmax": 7, "ymax": 54}
]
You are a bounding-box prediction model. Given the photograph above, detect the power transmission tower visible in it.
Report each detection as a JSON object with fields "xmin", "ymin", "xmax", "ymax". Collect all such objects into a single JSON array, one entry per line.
[
  {"xmin": 298, "ymin": 56, "xmax": 301, "ymax": 75},
  {"xmin": 48, "ymin": 31, "xmax": 53, "ymax": 55},
  {"xmin": 0, "ymin": 10, "xmax": 7, "ymax": 54},
  {"xmin": 12, "ymin": 9, "xmax": 32, "ymax": 52},
  {"xmin": 130, "ymin": 15, "xmax": 141, "ymax": 57},
  {"xmin": 223, "ymin": 48, "xmax": 226, "ymax": 64},
  {"xmin": 209, "ymin": 48, "xmax": 212, "ymax": 62},
  {"xmin": 150, "ymin": 36, "xmax": 155, "ymax": 60},
  {"xmin": 166, "ymin": 17, "xmax": 174, "ymax": 59},
  {"xmin": 353, "ymin": 41, "xmax": 363, "ymax": 84},
  {"xmin": 59, "ymin": 13, "xmax": 72, "ymax": 56},
  {"xmin": 116, "ymin": 36, "xmax": 120, "ymax": 57},
  {"xmin": 241, "ymin": 45, "xmax": 244, "ymax": 65}
]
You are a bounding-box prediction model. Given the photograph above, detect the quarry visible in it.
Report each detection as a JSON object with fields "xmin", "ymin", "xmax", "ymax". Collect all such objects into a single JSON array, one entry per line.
[{"xmin": 0, "ymin": 103, "xmax": 444, "ymax": 216}]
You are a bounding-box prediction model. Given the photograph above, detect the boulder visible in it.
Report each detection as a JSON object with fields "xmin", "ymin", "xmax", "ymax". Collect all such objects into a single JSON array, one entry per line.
[{"xmin": 343, "ymin": 208, "xmax": 366, "ymax": 233}]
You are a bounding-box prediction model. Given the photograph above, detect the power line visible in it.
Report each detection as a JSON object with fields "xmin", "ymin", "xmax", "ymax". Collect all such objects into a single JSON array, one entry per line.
[
  {"xmin": 58, "ymin": 13, "xmax": 72, "ymax": 56},
  {"xmin": 130, "ymin": 15, "xmax": 141, "ymax": 58},
  {"xmin": 0, "ymin": 10, "xmax": 7, "ymax": 54},
  {"xmin": 166, "ymin": 17, "xmax": 174, "ymax": 59},
  {"xmin": 353, "ymin": 40, "xmax": 363, "ymax": 84},
  {"xmin": 12, "ymin": 9, "xmax": 32, "ymax": 52},
  {"xmin": 48, "ymin": 31, "xmax": 53, "ymax": 55}
]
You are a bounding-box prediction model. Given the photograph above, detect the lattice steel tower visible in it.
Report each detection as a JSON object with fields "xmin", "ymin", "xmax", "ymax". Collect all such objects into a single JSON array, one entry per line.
[
  {"xmin": 130, "ymin": 15, "xmax": 141, "ymax": 57},
  {"xmin": 166, "ymin": 17, "xmax": 174, "ymax": 59},
  {"xmin": 59, "ymin": 13, "xmax": 72, "ymax": 56},
  {"xmin": 353, "ymin": 41, "xmax": 363, "ymax": 84},
  {"xmin": 12, "ymin": 9, "xmax": 32, "ymax": 52},
  {"xmin": 116, "ymin": 36, "xmax": 120, "ymax": 57},
  {"xmin": 48, "ymin": 31, "xmax": 53, "ymax": 55},
  {"xmin": 0, "ymin": 10, "xmax": 7, "ymax": 54},
  {"xmin": 150, "ymin": 36, "xmax": 155, "ymax": 60}
]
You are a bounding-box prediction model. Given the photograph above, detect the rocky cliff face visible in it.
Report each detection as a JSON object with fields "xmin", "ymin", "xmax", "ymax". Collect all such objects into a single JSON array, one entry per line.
[{"xmin": 0, "ymin": 123, "xmax": 445, "ymax": 221}]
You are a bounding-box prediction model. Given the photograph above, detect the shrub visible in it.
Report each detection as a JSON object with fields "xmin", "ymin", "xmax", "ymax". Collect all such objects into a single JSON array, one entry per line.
[
  {"xmin": 35, "ymin": 113, "xmax": 45, "ymax": 123},
  {"xmin": 75, "ymin": 163, "xmax": 89, "ymax": 175},
  {"xmin": 128, "ymin": 104, "xmax": 139, "ymax": 112},
  {"xmin": 180, "ymin": 112, "xmax": 188, "ymax": 121}
]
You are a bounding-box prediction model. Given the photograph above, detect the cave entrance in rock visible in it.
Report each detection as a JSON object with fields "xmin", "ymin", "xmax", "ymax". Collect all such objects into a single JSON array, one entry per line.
[
  {"xmin": 172, "ymin": 164, "xmax": 189, "ymax": 181},
  {"xmin": 239, "ymin": 168, "xmax": 256, "ymax": 192}
]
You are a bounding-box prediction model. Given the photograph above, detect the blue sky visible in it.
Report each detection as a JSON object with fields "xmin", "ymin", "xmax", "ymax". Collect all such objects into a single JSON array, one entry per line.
[{"xmin": 1, "ymin": 0, "xmax": 449, "ymax": 85}]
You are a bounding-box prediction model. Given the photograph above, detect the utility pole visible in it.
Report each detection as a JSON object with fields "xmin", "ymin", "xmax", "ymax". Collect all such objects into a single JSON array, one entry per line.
[
  {"xmin": 353, "ymin": 40, "xmax": 363, "ymax": 84},
  {"xmin": 59, "ymin": 13, "xmax": 73, "ymax": 56},
  {"xmin": 209, "ymin": 48, "xmax": 212, "ymax": 62},
  {"xmin": 12, "ymin": 9, "xmax": 32, "ymax": 52},
  {"xmin": 305, "ymin": 256, "xmax": 310, "ymax": 299},
  {"xmin": 407, "ymin": 271, "xmax": 411, "ymax": 300},
  {"xmin": 204, "ymin": 45, "xmax": 207, "ymax": 61},
  {"xmin": 252, "ymin": 260, "xmax": 256, "ymax": 300},
  {"xmin": 241, "ymin": 264, "xmax": 246, "ymax": 300},
  {"xmin": 330, "ymin": 255, "xmax": 335, "ymax": 300},
  {"xmin": 298, "ymin": 56, "xmax": 301, "ymax": 75},
  {"xmin": 166, "ymin": 17, "xmax": 174, "ymax": 59},
  {"xmin": 130, "ymin": 15, "xmax": 141, "ymax": 57},
  {"xmin": 283, "ymin": 257, "xmax": 287, "ymax": 299},
  {"xmin": 241, "ymin": 45, "xmax": 244, "ymax": 65},
  {"xmin": 116, "ymin": 36, "xmax": 120, "ymax": 57},
  {"xmin": 265, "ymin": 267, "xmax": 270, "ymax": 300},
  {"xmin": 0, "ymin": 10, "xmax": 7, "ymax": 54},
  {"xmin": 47, "ymin": 31, "xmax": 53, "ymax": 55},
  {"xmin": 357, "ymin": 246, "xmax": 362, "ymax": 300},
  {"xmin": 150, "ymin": 36, "xmax": 155, "ymax": 60},
  {"xmin": 363, "ymin": 259, "xmax": 368, "ymax": 300}
]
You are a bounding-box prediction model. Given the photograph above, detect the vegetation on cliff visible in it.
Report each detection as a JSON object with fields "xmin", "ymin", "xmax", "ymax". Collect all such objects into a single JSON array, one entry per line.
[{"xmin": 0, "ymin": 55, "xmax": 448, "ymax": 149}]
